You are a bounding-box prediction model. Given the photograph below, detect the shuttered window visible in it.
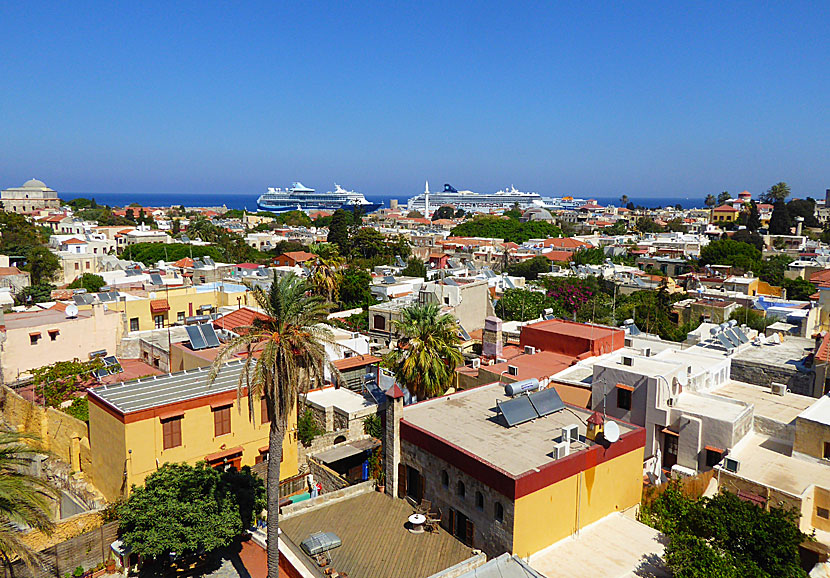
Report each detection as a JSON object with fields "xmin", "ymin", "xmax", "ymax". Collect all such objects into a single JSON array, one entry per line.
[
  {"xmin": 162, "ymin": 416, "xmax": 182, "ymax": 449},
  {"xmin": 260, "ymin": 397, "xmax": 270, "ymax": 424},
  {"xmin": 213, "ymin": 406, "xmax": 231, "ymax": 437}
]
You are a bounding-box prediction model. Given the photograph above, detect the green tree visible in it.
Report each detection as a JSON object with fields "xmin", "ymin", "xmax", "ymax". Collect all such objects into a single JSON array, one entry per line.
[
  {"xmin": 68, "ymin": 273, "xmax": 106, "ymax": 293},
  {"xmin": 297, "ymin": 408, "xmax": 324, "ymax": 447},
  {"xmin": 385, "ymin": 303, "xmax": 463, "ymax": 400},
  {"xmin": 310, "ymin": 254, "xmax": 344, "ymax": 303},
  {"xmin": 400, "ymin": 258, "xmax": 427, "ymax": 279},
  {"xmin": 451, "ymin": 215, "xmax": 562, "ymax": 243},
  {"xmin": 118, "ymin": 462, "xmax": 264, "ymax": 561},
  {"xmin": 604, "ymin": 221, "xmax": 628, "ymax": 236},
  {"xmin": 759, "ymin": 181, "xmax": 792, "ymax": 204},
  {"xmin": 339, "ymin": 267, "xmax": 373, "ymax": 309},
  {"xmin": 786, "ymin": 198, "xmax": 819, "ymax": 228},
  {"xmin": 506, "ymin": 255, "xmax": 552, "ymax": 280},
  {"xmin": 699, "ymin": 239, "xmax": 761, "ymax": 272},
  {"xmin": 746, "ymin": 201, "xmax": 761, "ymax": 232},
  {"xmin": 348, "ymin": 228, "xmax": 388, "ymax": 260},
  {"xmin": 431, "ymin": 205, "xmax": 455, "ymax": 220},
  {"xmin": 729, "ymin": 229, "xmax": 764, "ymax": 252},
  {"xmin": 327, "ymin": 209, "xmax": 350, "ymax": 253},
  {"xmin": 0, "ymin": 432, "xmax": 57, "ymax": 571},
  {"xmin": 729, "ymin": 307, "xmax": 768, "ymax": 332},
  {"xmin": 24, "ymin": 246, "xmax": 59, "ymax": 285},
  {"xmin": 636, "ymin": 217, "xmax": 665, "ymax": 233},
  {"xmin": 209, "ymin": 274, "xmax": 334, "ymax": 578},
  {"xmin": 0, "ymin": 211, "xmax": 46, "ymax": 254},
  {"xmin": 757, "ymin": 254, "xmax": 792, "ymax": 286},
  {"xmin": 495, "ymin": 289, "xmax": 552, "ymax": 321},
  {"xmin": 406, "ymin": 210, "xmax": 424, "ymax": 219},
  {"xmin": 171, "ymin": 219, "xmax": 181, "ymax": 236},
  {"xmin": 704, "ymin": 194, "xmax": 717, "ymax": 209},
  {"xmin": 124, "ymin": 243, "xmax": 225, "ymax": 267},
  {"xmin": 16, "ymin": 283, "xmax": 55, "ymax": 305},
  {"xmin": 571, "ymin": 247, "xmax": 606, "ymax": 266},
  {"xmin": 454, "ymin": 208, "xmax": 465, "ymax": 218},
  {"xmin": 717, "ymin": 191, "xmax": 732, "ymax": 205},
  {"xmin": 363, "ymin": 414, "xmax": 382, "ymax": 439},
  {"xmin": 769, "ymin": 200, "xmax": 792, "ymax": 235},
  {"xmin": 783, "ymin": 277, "xmax": 816, "ymax": 301},
  {"xmin": 125, "ymin": 208, "xmax": 135, "ymax": 222},
  {"xmin": 620, "ymin": 195, "xmax": 629, "ymax": 207}
]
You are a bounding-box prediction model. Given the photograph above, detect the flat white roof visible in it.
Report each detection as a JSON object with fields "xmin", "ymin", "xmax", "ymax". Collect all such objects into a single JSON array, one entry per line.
[
  {"xmin": 672, "ymin": 391, "xmax": 749, "ymax": 423},
  {"xmin": 797, "ymin": 395, "xmax": 830, "ymax": 427},
  {"xmin": 304, "ymin": 387, "xmax": 376, "ymax": 414},
  {"xmin": 713, "ymin": 381, "xmax": 814, "ymax": 424}
]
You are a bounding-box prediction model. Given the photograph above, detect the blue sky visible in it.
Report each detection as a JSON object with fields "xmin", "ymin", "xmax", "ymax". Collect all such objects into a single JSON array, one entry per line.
[{"xmin": 1, "ymin": 1, "xmax": 828, "ymax": 199}]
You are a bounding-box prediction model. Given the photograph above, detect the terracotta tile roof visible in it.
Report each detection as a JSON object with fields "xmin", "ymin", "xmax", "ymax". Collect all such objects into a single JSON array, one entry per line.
[
  {"xmin": 280, "ymin": 251, "xmax": 315, "ymax": 262},
  {"xmin": 332, "ymin": 354, "xmax": 382, "ymax": 371},
  {"xmin": 63, "ymin": 238, "xmax": 86, "ymax": 244},
  {"xmin": 543, "ymin": 237, "xmax": 589, "ymax": 249},
  {"xmin": 0, "ymin": 267, "xmax": 23, "ymax": 276},
  {"xmin": 543, "ymin": 250, "xmax": 573, "ymax": 262},
  {"xmin": 49, "ymin": 302, "xmax": 68, "ymax": 312},
  {"xmin": 172, "ymin": 257, "xmax": 194, "ymax": 268},
  {"xmin": 713, "ymin": 205, "xmax": 739, "ymax": 212},
  {"xmin": 150, "ymin": 299, "xmax": 170, "ymax": 313},
  {"xmin": 213, "ymin": 307, "xmax": 271, "ymax": 331},
  {"xmin": 810, "ymin": 270, "xmax": 830, "ymax": 284},
  {"xmin": 236, "ymin": 262, "xmax": 260, "ymax": 269}
]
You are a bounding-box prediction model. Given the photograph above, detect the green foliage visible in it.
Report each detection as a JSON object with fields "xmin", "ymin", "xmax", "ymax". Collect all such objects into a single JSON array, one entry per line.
[
  {"xmin": 757, "ymin": 254, "xmax": 792, "ymax": 286},
  {"xmin": 506, "ymin": 256, "xmax": 552, "ymax": 280},
  {"xmin": 124, "ymin": 242, "xmax": 225, "ymax": 266},
  {"xmin": 717, "ymin": 191, "xmax": 732, "ymax": 205},
  {"xmin": 786, "ymin": 198, "xmax": 819, "ymax": 228},
  {"xmin": 603, "ymin": 221, "xmax": 629, "ymax": 235},
  {"xmin": 118, "ymin": 462, "xmax": 265, "ymax": 559},
  {"xmin": 182, "ymin": 217, "xmax": 266, "ymax": 263},
  {"xmin": 326, "ymin": 209, "xmax": 351, "ymax": 252},
  {"xmin": 65, "ymin": 197, "xmax": 98, "ymax": 210},
  {"xmin": 759, "ymin": 182, "xmax": 792, "ymax": 204},
  {"xmin": 25, "ymin": 245, "xmax": 60, "ymax": 285},
  {"xmin": 16, "ymin": 283, "xmax": 55, "ymax": 305},
  {"xmin": 769, "ymin": 201, "xmax": 791, "ymax": 235},
  {"xmin": 0, "ymin": 212, "xmax": 47, "ymax": 255},
  {"xmin": 495, "ymin": 289, "xmax": 552, "ymax": 321},
  {"xmin": 636, "ymin": 217, "xmax": 665, "ymax": 233},
  {"xmin": 268, "ymin": 240, "xmax": 308, "ymax": 255},
  {"xmin": 363, "ymin": 413, "xmax": 382, "ymax": 439},
  {"xmin": 400, "ymin": 258, "xmax": 427, "ymax": 279},
  {"xmin": 450, "ymin": 215, "xmax": 562, "ymax": 243},
  {"xmin": 274, "ymin": 210, "xmax": 312, "ymax": 228},
  {"xmin": 571, "ymin": 247, "xmax": 606, "ymax": 266},
  {"xmin": 747, "ymin": 201, "xmax": 761, "ymax": 232},
  {"xmin": 640, "ymin": 482, "xmax": 807, "ymax": 578},
  {"xmin": 348, "ymin": 228, "xmax": 410, "ymax": 264},
  {"xmin": 406, "ymin": 210, "xmax": 424, "ymax": 219},
  {"xmin": 63, "ymin": 397, "xmax": 89, "ymax": 422},
  {"xmin": 729, "ymin": 307, "xmax": 768, "ymax": 333},
  {"xmin": 68, "ymin": 273, "xmax": 106, "ymax": 293},
  {"xmin": 431, "ymin": 205, "xmax": 455, "ymax": 220},
  {"xmin": 699, "ymin": 239, "xmax": 761, "ymax": 272},
  {"xmin": 367, "ymin": 447, "xmax": 384, "ymax": 484},
  {"xmin": 729, "ymin": 229, "xmax": 764, "ymax": 251},
  {"xmin": 339, "ymin": 267, "xmax": 373, "ymax": 309},
  {"xmin": 783, "ymin": 277, "xmax": 816, "ymax": 301},
  {"xmin": 298, "ymin": 408, "xmax": 324, "ymax": 447},
  {"xmin": 31, "ymin": 359, "xmax": 104, "ymax": 407},
  {"xmin": 75, "ymin": 207, "xmax": 134, "ymax": 226},
  {"xmin": 705, "ymin": 194, "xmax": 716, "ymax": 208},
  {"xmin": 612, "ymin": 287, "xmax": 695, "ymax": 341}
]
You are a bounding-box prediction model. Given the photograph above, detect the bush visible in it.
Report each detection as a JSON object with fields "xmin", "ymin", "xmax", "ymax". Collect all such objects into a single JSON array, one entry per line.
[
  {"xmin": 63, "ymin": 397, "xmax": 89, "ymax": 422},
  {"xmin": 363, "ymin": 413, "xmax": 382, "ymax": 439},
  {"xmin": 298, "ymin": 408, "xmax": 324, "ymax": 447}
]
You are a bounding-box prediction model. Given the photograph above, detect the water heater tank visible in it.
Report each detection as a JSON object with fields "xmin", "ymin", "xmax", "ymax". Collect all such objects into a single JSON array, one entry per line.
[{"xmin": 504, "ymin": 378, "xmax": 541, "ymax": 397}]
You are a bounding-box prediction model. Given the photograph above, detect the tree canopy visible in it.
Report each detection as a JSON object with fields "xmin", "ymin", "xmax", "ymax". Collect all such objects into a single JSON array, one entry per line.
[
  {"xmin": 506, "ymin": 255, "xmax": 552, "ymax": 280},
  {"xmin": 495, "ymin": 288, "xmax": 554, "ymax": 321},
  {"xmin": 431, "ymin": 205, "xmax": 455, "ymax": 220},
  {"xmin": 123, "ymin": 242, "xmax": 226, "ymax": 266},
  {"xmin": 769, "ymin": 201, "xmax": 792, "ymax": 235},
  {"xmin": 68, "ymin": 273, "xmax": 106, "ymax": 293},
  {"xmin": 0, "ymin": 211, "xmax": 46, "ymax": 255},
  {"xmin": 759, "ymin": 182, "xmax": 792, "ymax": 204},
  {"xmin": 450, "ymin": 215, "xmax": 562, "ymax": 243},
  {"xmin": 326, "ymin": 209, "xmax": 350, "ymax": 252},
  {"xmin": 400, "ymin": 257, "xmax": 427, "ymax": 279},
  {"xmin": 699, "ymin": 239, "xmax": 761, "ymax": 272},
  {"xmin": 338, "ymin": 267, "xmax": 374, "ymax": 309},
  {"xmin": 24, "ymin": 246, "xmax": 60, "ymax": 286}
]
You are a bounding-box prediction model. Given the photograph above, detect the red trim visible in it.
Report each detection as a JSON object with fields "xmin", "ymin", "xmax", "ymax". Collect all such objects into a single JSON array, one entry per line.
[
  {"xmin": 205, "ymin": 446, "xmax": 243, "ymax": 462},
  {"xmin": 210, "ymin": 401, "xmax": 233, "ymax": 410},
  {"xmin": 662, "ymin": 428, "xmax": 679, "ymax": 437},
  {"xmin": 616, "ymin": 383, "xmax": 635, "ymax": 392},
  {"xmin": 704, "ymin": 445, "xmax": 724, "ymax": 454},
  {"xmin": 158, "ymin": 410, "xmax": 184, "ymax": 421}
]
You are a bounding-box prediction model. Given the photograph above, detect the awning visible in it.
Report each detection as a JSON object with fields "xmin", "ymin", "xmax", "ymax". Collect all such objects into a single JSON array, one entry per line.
[
  {"xmin": 29, "ymin": 332, "xmax": 41, "ymax": 337},
  {"xmin": 210, "ymin": 400, "xmax": 233, "ymax": 409},
  {"xmin": 150, "ymin": 299, "xmax": 170, "ymax": 313},
  {"xmin": 314, "ymin": 439, "xmax": 379, "ymax": 465},
  {"xmin": 616, "ymin": 383, "xmax": 635, "ymax": 392},
  {"xmin": 705, "ymin": 445, "xmax": 724, "ymax": 454},
  {"xmin": 158, "ymin": 410, "xmax": 184, "ymax": 421},
  {"xmin": 661, "ymin": 428, "xmax": 679, "ymax": 437},
  {"xmin": 48, "ymin": 328, "xmax": 59, "ymax": 334},
  {"xmin": 205, "ymin": 446, "xmax": 243, "ymax": 463}
]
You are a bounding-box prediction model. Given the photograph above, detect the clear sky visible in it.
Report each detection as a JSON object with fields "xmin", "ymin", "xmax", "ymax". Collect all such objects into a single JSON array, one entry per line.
[{"xmin": 1, "ymin": 1, "xmax": 828, "ymax": 199}]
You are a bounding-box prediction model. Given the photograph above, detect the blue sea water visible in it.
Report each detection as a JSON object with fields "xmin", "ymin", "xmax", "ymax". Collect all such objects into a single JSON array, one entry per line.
[{"xmin": 59, "ymin": 191, "xmax": 706, "ymax": 211}]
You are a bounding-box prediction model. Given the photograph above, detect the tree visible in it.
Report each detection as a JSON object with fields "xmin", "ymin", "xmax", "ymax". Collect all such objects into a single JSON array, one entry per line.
[
  {"xmin": 210, "ymin": 274, "xmax": 334, "ymax": 578},
  {"xmin": 699, "ymin": 239, "xmax": 761, "ymax": 272},
  {"xmin": 451, "ymin": 215, "xmax": 562, "ymax": 243},
  {"xmin": 757, "ymin": 254, "xmax": 792, "ymax": 286},
  {"xmin": 786, "ymin": 198, "xmax": 819, "ymax": 228},
  {"xmin": 768, "ymin": 200, "xmax": 792, "ymax": 235},
  {"xmin": 506, "ymin": 255, "xmax": 552, "ymax": 280},
  {"xmin": 124, "ymin": 242, "xmax": 225, "ymax": 267},
  {"xmin": 348, "ymin": 227, "xmax": 387, "ymax": 260},
  {"xmin": 717, "ymin": 191, "xmax": 732, "ymax": 205},
  {"xmin": 406, "ymin": 210, "xmax": 424, "ymax": 219},
  {"xmin": 68, "ymin": 273, "xmax": 106, "ymax": 293},
  {"xmin": 454, "ymin": 208, "xmax": 465, "ymax": 218},
  {"xmin": 326, "ymin": 209, "xmax": 350, "ymax": 253},
  {"xmin": 400, "ymin": 258, "xmax": 427, "ymax": 279},
  {"xmin": 24, "ymin": 246, "xmax": 59, "ymax": 286},
  {"xmin": 431, "ymin": 205, "xmax": 455, "ymax": 221},
  {"xmin": 620, "ymin": 195, "xmax": 629, "ymax": 207},
  {"xmin": 0, "ymin": 211, "xmax": 46, "ymax": 255},
  {"xmin": 704, "ymin": 194, "xmax": 716, "ymax": 209},
  {"xmin": 729, "ymin": 307, "xmax": 768, "ymax": 333},
  {"xmin": 783, "ymin": 277, "xmax": 816, "ymax": 301},
  {"xmin": 636, "ymin": 217, "xmax": 665, "ymax": 233},
  {"xmin": 339, "ymin": 267, "xmax": 373, "ymax": 309},
  {"xmin": 310, "ymin": 254, "xmax": 344, "ymax": 303},
  {"xmin": 571, "ymin": 247, "xmax": 606, "ymax": 266},
  {"xmin": 385, "ymin": 303, "xmax": 463, "ymax": 400},
  {"xmin": 0, "ymin": 432, "xmax": 57, "ymax": 571},
  {"xmin": 730, "ymin": 229, "xmax": 764, "ymax": 252},
  {"xmin": 746, "ymin": 201, "xmax": 761, "ymax": 232},
  {"xmin": 16, "ymin": 283, "xmax": 55, "ymax": 305},
  {"xmin": 118, "ymin": 462, "xmax": 264, "ymax": 561},
  {"xmin": 495, "ymin": 289, "xmax": 551, "ymax": 321},
  {"xmin": 759, "ymin": 182, "xmax": 791, "ymax": 204},
  {"xmin": 171, "ymin": 219, "xmax": 181, "ymax": 236},
  {"xmin": 604, "ymin": 221, "xmax": 628, "ymax": 236},
  {"xmin": 297, "ymin": 408, "xmax": 324, "ymax": 447},
  {"xmin": 125, "ymin": 208, "xmax": 135, "ymax": 222}
]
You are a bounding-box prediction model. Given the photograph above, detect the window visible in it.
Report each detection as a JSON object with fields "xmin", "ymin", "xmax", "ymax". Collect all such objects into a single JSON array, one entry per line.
[
  {"xmin": 475, "ymin": 491, "xmax": 484, "ymax": 511},
  {"xmin": 457, "ymin": 480, "xmax": 465, "ymax": 498},
  {"xmin": 824, "ymin": 442, "xmax": 830, "ymax": 460},
  {"xmin": 130, "ymin": 318, "xmax": 139, "ymax": 332},
  {"xmin": 162, "ymin": 416, "xmax": 182, "ymax": 449},
  {"xmin": 617, "ymin": 387, "xmax": 632, "ymax": 411},
  {"xmin": 705, "ymin": 447, "xmax": 724, "ymax": 467},
  {"xmin": 85, "ymin": 261, "xmax": 90, "ymax": 269},
  {"xmin": 74, "ymin": 262, "xmax": 79, "ymax": 270},
  {"xmin": 49, "ymin": 330, "xmax": 59, "ymax": 341},
  {"xmin": 154, "ymin": 314, "xmax": 165, "ymax": 329},
  {"xmin": 260, "ymin": 397, "xmax": 270, "ymax": 424},
  {"xmin": 441, "ymin": 470, "xmax": 449, "ymax": 488},
  {"xmin": 818, "ymin": 507, "xmax": 830, "ymax": 520},
  {"xmin": 177, "ymin": 311, "xmax": 185, "ymax": 323},
  {"xmin": 153, "ymin": 357, "xmax": 160, "ymax": 368},
  {"xmin": 373, "ymin": 315, "xmax": 386, "ymax": 330},
  {"xmin": 213, "ymin": 406, "xmax": 231, "ymax": 437},
  {"xmin": 29, "ymin": 333, "xmax": 41, "ymax": 345},
  {"xmin": 494, "ymin": 501, "xmax": 504, "ymax": 523}
]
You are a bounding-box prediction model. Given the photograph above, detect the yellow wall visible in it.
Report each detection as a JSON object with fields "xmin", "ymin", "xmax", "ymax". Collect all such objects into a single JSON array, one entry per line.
[
  {"xmin": 90, "ymin": 395, "xmax": 298, "ymax": 502},
  {"xmin": 512, "ymin": 447, "xmax": 643, "ymax": 557}
]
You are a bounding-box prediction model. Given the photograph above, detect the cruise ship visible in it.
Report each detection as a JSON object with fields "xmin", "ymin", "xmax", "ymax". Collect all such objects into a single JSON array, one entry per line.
[
  {"xmin": 406, "ymin": 183, "xmax": 543, "ymax": 214},
  {"xmin": 256, "ymin": 183, "xmax": 382, "ymax": 214}
]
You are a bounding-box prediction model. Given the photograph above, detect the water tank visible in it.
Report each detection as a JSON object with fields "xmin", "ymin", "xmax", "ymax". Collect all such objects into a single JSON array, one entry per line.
[{"xmin": 504, "ymin": 378, "xmax": 540, "ymax": 397}]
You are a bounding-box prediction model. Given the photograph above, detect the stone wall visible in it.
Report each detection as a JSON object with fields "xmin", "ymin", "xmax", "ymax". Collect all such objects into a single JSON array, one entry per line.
[
  {"xmin": 280, "ymin": 480, "xmax": 375, "ymax": 518},
  {"xmin": 730, "ymin": 359, "xmax": 815, "ymax": 397},
  {"xmin": 794, "ymin": 417, "xmax": 830, "ymax": 460},
  {"xmin": 307, "ymin": 456, "xmax": 350, "ymax": 494},
  {"xmin": 754, "ymin": 414, "xmax": 796, "ymax": 443},
  {"xmin": 298, "ymin": 430, "xmax": 369, "ymax": 463},
  {"xmin": 400, "ymin": 439, "xmax": 514, "ymax": 558}
]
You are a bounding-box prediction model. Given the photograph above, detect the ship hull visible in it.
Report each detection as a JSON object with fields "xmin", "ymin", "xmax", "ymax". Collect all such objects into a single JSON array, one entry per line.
[{"xmin": 256, "ymin": 200, "xmax": 382, "ymax": 214}]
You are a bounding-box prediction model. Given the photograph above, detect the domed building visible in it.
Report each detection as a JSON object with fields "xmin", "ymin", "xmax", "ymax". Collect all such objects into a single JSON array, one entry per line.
[
  {"xmin": 1, "ymin": 178, "xmax": 61, "ymax": 214},
  {"xmin": 520, "ymin": 206, "xmax": 554, "ymax": 222}
]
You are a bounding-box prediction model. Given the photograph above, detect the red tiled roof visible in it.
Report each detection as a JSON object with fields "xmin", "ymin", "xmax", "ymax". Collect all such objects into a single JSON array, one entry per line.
[
  {"xmin": 63, "ymin": 238, "xmax": 86, "ymax": 244},
  {"xmin": 809, "ymin": 270, "xmax": 830, "ymax": 284},
  {"xmin": 713, "ymin": 205, "xmax": 739, "ymax": 212},
  {"xmin": 542, "ymin": 251, "xmax": 572, "ymax": 262},
  {"xmin": 0, "ymin": 267, "xmax": 23, "ymax": 276},
  {"xmin": 280, "ymin": 251, "xmax": 315, "ymax": 262},
  {"xmin": 236, "ymin": 263, "xmax": 260, "ymax": 269},
  {"xmin": 333, "ymin": 354, "xmax": 382, "ymax": 371},
  {"xmin": 150, "ymin": 299, "xmax": 170, "ymax": 313},
  {"xmin": 485, "ymin": 350, "xmax": 575, "ymax": 381},
  {"xmin": 542, "ymin": 237, "xmax": 589, "ymax": 249},
  {"xmin": 172, "ymin": 257, "xmax": 194, "ymax": 268},
  {"xmin": 213, "ymin": 307, "xmax": 271, "ymax": 331},
  {"xmin": 387, "ymin": 383, "xmax": 405, "ymax": 399}
]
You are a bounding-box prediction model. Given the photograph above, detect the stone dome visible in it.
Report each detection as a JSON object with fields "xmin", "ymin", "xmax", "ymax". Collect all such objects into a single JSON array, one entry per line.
[
  {"xmin": 22, "ymin": 178, "xmax": 47, "ymax": 189},
  {"xmin": 522, "ymin": 207, "xmax": 554, "ymax": 221}
]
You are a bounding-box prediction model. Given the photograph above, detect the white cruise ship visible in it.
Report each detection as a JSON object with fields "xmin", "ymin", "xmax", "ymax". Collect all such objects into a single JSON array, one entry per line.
[
  {"xmin": 406, "ymin": 183, "xmax": 543, "ymax": 214},
  {"xmin": 257, "ymin": 183, "xmax": 381, "ymax": 214}
]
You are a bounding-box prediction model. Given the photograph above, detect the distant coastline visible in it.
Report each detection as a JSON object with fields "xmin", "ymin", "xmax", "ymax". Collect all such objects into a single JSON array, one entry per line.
[{"xmin": 59, "ymin": 191, "xmax": 706, "ymax": 211}]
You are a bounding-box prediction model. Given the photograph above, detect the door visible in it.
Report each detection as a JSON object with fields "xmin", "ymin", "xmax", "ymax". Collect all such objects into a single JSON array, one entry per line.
[
  {"xmin": 406, "ymin": 466, "xmax": 423, "ymax": 503},
  {"xmin": 663, "ymin": 431, "xmax": 678, "ymax": 469}
]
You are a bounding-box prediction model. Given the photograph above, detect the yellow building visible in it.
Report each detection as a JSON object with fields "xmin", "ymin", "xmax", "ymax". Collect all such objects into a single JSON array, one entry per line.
[
  {"xmin": 710, "ymin": 205, "xmax": 739, "ymax": 223},
  {"xmin": 87, "ymin": 360, "xmax": 298, "ymax": 502},
  {"xmin": 393, "ymin": 383, "xmax": 645, "ymax": 557}
]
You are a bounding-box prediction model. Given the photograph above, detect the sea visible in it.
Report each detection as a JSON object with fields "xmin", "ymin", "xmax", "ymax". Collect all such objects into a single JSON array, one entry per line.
[{"xmin": 58, "ymin": 191, "xmax": 706, "ymax": 211}]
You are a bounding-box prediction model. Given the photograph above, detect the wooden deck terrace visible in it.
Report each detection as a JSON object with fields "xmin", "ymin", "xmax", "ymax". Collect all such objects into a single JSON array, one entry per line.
[{"xmin": 279, "ymin": 490, "xmax": 475, "ymax": 578}]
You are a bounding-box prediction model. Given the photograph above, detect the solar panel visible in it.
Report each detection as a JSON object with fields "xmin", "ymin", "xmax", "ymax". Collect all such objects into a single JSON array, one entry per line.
[
  {"xmin": 103, "ymin": 356, "xmax": 118, "ymax": 366},
  {"xmin": 186, "ymin": 324, "xmax": 207, "ymax": 350},
  {"xmin": 200, "ymin": 324, "xmax": 221, "ymax": 348},
  {"xmin": 498, "ymin": 395, "xmax": 537, "ymax": 427},
  {"xmin": 181, "ymin": 235, "xmax": 191, "ymax": 243},
  {"xmin": 724, "ymin": 329, "xmax": 742, "ymax": 347},
  {"xmin": 203, "ymin": 257, "xmax": 215, "ymax": 266},
  {"xmin": 383, "ymin": 276, "xmax": 396, "ymax": 284},
  {"xmin": 94, "ymin": 368, "xmax": 109, "ymax": 379},
  {"xmin": 443, "ymin": 277, "xmax": 458, "ymax": 286},
  {"xmin": 366, "ymin": 383, "xmax": 386, "ymax": 405},
  {"xmin": 150, "ymin": 273, "xmax": 163, "ymax": 285},
  {"xmin": 529, "ymin": 387, "xmax": 565, "ymax": 417},
  {"xmin": 732, "ymin": 327, "xmax": 749, "ymax": 344},
  {"xmin": 717, "ymin": 333, "xmax": 735, "ymax": 351}
]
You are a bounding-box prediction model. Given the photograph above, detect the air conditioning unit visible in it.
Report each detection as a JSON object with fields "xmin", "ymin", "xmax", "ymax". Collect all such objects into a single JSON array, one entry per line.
[
  {"xmin": 770, "ymin": 383, "xmax": 786, "ymax": 396},
  {"xmin": 622, "ymin": 356, "xmax": 633, "ymax": 367},
  {"xmin": 642, "ymin": 347, "xmax": 651, "ymax": 357},
  {"xmin": 507, "ymin": 365, "xmax": 519, "ymax": 377},
  {"xmin": 724, "ymin": 457, "xmax": 740, "ymax": 473},
  {"xmin": 524, "ymin": 345, "xmax": 536, "ymax": 355},
  {"xmin": 553, "ymin": 441, "xmax": 570, "ymax": 460},
  {"xmin": 624, "ymin": 337, "xmax": 633, "ymax": 347},
  {"xmin": 471, "ymin": 358, "xmax": 480, "ymax": 369},
  {"xmin": 562, "ymin": 424, "xmax": 579, "ymax": 443}
]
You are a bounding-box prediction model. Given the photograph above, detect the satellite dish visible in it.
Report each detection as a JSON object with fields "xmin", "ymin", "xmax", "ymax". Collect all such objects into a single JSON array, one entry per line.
[
  {"xmin": 149, "ymin": 292, "xmax": 157, "ymax": 299},
  {"xmin": 65, "ymin": 304, "xmax": 79, "ymax": 318},
  {"xmin": 604, "ymin": 420, "xmax": 620, "ymax": 443}
]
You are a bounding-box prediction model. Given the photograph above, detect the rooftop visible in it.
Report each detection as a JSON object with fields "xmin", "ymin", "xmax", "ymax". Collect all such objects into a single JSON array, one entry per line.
[
  {"xmin": 485, "ymin": 351, "xmax": 576, "ymax": 382},
  {"xmin": 279, "ymin": 490, "xmax": 474, "ymax": 578},
  {"xmin": 402, "ymin": 383, "xmax": 638, "ymax": 477},
  {"xmin": 731, "ymin": 337, "xmax": 814, "ymax": 367},
  {"xmin": 797, "ymin": 395, "xmax": 830, "ymax": 427},
  {"xmin": 3, "ymin": 308, "xmax": 111, "ymax": 330},
  {"xmin": 304, "ymin": 387, "xmax": 377, "ymax": 414},
  {"xmin": 713, "ymin": 381, "xmax": 815, "ymax": 424},
  {"xmin": 671, "ymin": 391, "xmax": 750, "ymax": 423}
]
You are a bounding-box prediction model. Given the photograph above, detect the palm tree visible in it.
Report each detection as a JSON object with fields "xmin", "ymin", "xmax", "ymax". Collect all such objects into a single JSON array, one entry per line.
[
  {"xmin": 0, "ymin": 432, "xmax": 56, "ymax": 570},
  {"xmin": 705, "ymin": 194, "xmax": 717, "ymax": 209},
  {"xmin": 311, "ymin": 255, "xmax": 344, "ymax": 304},
  {"xmin": 209, "ymin": 273, "xmax": 335, "ymax": 578},
  {"xmin": 385, "ymin": 303, "xmax": 464, "ymax": 400},
  {"xmin": 619, "ymin": 194, "xmax": 629, "ymax": 207}
]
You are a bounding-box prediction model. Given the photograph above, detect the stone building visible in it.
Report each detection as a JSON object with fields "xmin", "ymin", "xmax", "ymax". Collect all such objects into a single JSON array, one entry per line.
[{"xmin": 0, "ymin": 178, "xmax": 61, "ymax": 213}]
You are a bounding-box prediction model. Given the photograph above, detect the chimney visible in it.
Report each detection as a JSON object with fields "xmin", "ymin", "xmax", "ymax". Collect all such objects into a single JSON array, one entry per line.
[
  {"xmin": 482, "ymin": 316, "xmax": 503, "ymax": 358},
  {"xmin": 384, "ymin": 384, "xmax": 405, "ymax": 497}
]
